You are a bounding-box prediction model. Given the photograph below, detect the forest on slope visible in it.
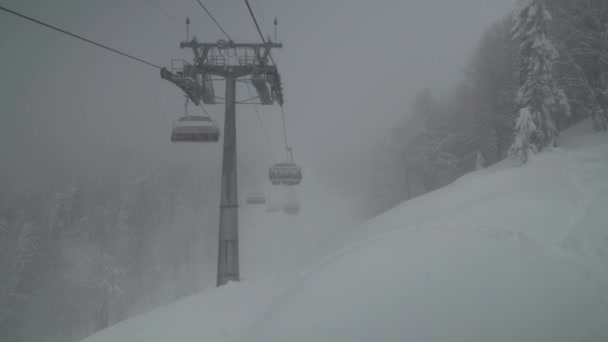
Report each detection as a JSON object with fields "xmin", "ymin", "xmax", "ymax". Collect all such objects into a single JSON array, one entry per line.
[
  {"xmin": 0, "ymin": 161, "xmax": 220, "ymax": 341},
  {"xmin": 337, "ymin": 0, "xmax": 608, "ymax": 218}
]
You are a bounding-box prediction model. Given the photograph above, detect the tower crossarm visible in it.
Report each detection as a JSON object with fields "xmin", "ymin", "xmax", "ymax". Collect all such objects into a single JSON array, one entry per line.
[{"xmin": 168, "ymin": 40, "xmax": 284, "ymax": 106}]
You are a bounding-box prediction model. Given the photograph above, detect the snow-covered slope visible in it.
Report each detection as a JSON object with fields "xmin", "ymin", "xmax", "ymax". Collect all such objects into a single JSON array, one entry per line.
[{"xmin": 84, "ymin": 120, "xmax": 608, "ymax": 342}]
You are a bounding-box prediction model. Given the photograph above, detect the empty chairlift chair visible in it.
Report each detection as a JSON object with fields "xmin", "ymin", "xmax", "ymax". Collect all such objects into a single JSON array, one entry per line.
[
  {"xmin": 269, "ymin": 163, "xmax": 302, "ymax": 186},
  {"xmin": 283, "ymin": 199, "xmax": 300, "ymax": 215},
  {"xmin": 246, "ymin": 192, "xmax": 266, "ymax": 204},
  {"xmin": 171, "ymin": 116, "xmax": 220, "ymax": 143},
  {"xmin": 265, "ymin": 200, "xmax": 280, "ymax": 213},
  {"xmin": 265, "ymin": 192, "xmax": 281, "ymax": 212}
]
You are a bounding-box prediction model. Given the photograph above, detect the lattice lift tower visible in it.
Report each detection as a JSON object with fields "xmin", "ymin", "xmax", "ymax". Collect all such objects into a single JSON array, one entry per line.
[{"xmin": 161, "ymin": 38, "xmax": 284, "ymax": 286}]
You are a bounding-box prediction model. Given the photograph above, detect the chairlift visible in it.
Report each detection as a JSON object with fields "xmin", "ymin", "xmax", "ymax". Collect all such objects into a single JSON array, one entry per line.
[
  {"xmin": 265, "ymin": 203, "xmax": 280, "ymax": 213},
  {"xmin": 269, "ymin": 163, "xmax": 302, "ymax": 185},
  {"xmin": 269, "ymin": 147, "xmax": 302, "ymax": 186},
  {"xmin": 282, "ymin": 190, "xmax": 299, "ymax": 215},
  {"xmin": 283, "ymin": 199, "xmax": 300, "ymax": 215},
  {"xmin": 246, "ymin": 192, "xmax": 266, "ymax": 204},
  {"xmin": 171, "ymin": 116, "xmax": 220, "ymax": 142},
  {"xmin": 171, "ymin": 97, "xmax": 220, "ymax": 143},
  {"xmin": 265, "ymin": 192, "xmax": 280, "ymax": 212}
]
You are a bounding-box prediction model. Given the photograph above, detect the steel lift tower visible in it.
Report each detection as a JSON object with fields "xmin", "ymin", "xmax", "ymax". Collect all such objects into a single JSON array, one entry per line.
[{"xmin": 161, "ymin": 38, "xmax": 284, "ymax": 286}]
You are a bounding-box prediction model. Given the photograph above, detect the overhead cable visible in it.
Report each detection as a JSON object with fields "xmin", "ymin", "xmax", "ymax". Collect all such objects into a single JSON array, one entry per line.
[
  {"xmin": 281, "ymin": 106, "xmax": 289, "ymax": 159},
  {"xmin": 195, "ymin": 0, "xmax": 232, "ymax": 41},
  {"xmin": 0, "ymin": 5, "xmax": 161, "ymax": 69},
  {"xmin": 245, "ymin": 83, "xmax": 273, "ymax": 152},
  {"xmin": 244, "ymin": 0, "xmax": 265, "ymax": 43},
  {"xmin": 145, "ymin": 0, "xmax": 187, "ymax": 33},
  {"xmin": 254, "ymin": 0, "xmax": 269, "ymax": 37},
  {"xmin": 243, "ymin": 0, "xmax": 277, "ymax": 66}
]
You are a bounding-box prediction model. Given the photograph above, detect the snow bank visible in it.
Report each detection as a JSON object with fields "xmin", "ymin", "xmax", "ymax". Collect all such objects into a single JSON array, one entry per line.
[
  {"xmin": 247, "ymin": 226, "xmax": 608, "ymax": 342},
  {"xmin": 83, "ymin": 276, "xmax": 292, "ymax": 342},
  {"xmin": 84, "ymin": 121, "xmax": 608, "ymax": 342}
]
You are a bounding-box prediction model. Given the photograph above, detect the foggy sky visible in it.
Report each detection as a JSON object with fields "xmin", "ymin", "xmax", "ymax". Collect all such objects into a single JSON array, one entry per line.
[{"xmin": 0, "ymin": 0, "xmax": 516, "ymax": 192}]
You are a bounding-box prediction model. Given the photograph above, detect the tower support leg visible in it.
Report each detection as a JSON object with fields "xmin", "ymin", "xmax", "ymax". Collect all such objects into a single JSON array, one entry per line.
[{"xmin": 217, "ymin": 75, "xmax": 239, "ymax": 287}]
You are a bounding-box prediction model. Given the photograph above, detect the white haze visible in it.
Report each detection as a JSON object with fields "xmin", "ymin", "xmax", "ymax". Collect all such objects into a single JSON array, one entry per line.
[
  {"xmin": 0, "ymin": 0, "xmax": 516, "ymax": 188},
  {"xmin": 0, "ymin": 0, "xmax": 520, "ymax": 340}
]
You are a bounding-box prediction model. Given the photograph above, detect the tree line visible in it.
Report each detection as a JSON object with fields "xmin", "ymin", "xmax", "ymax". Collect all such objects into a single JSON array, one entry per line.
[
  {"xmin": 357, "ymin": 0, "xmax": 608, "ymax": 218},
  {"xmin": 0, "ymin": 166, "xmax": 218, "ymax": 341}
]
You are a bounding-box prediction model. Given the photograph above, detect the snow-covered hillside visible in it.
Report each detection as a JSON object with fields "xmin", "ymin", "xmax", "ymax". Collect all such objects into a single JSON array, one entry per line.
[{"xmin": 84, "ymin": 120, "xmax": 608, "ymax": 342}]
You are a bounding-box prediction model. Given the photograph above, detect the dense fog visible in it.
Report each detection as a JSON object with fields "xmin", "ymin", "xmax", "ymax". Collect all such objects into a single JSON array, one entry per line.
[{"xmin": 2, "ymin": 0, "xmax": 607, "ymax": 340}]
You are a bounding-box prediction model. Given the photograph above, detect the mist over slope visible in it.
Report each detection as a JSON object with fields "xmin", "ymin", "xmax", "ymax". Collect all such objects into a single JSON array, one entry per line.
[
  {"xmin": 84, "ymin": 120, "xmax": 608, "ymax": 342},
  {"xmin": 240, "ymin": 177, "xmax": 360, "ymax": 279}
]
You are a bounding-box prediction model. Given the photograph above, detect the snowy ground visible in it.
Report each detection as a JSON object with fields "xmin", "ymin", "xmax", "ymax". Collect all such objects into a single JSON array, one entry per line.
[{"xmin": 84, "ymin": 120, "xmax": 608, "ymax": 342}]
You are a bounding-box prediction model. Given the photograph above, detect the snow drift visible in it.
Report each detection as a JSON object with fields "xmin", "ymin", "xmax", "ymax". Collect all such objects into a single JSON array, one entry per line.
[{"xmin": 84, "ymin": 120, "xmax": 608, "ymax": 342}]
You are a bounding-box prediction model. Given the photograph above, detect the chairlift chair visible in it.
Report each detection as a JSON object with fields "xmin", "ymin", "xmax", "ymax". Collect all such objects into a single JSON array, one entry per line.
[
  {"xmin": 269, "ymin": 163, "xmax": 302, "ymax": 185},
  {"xmin": 265, "ymin": 203, "xmax": 280, "ymax": 213},
  {"xmin": 265, "ymin": 199, "xmax": 280, "ymax": 212},
  {"xmin": 171, "ymin": 96, "xmax": 220, "ymax": 143},
  {"xmin": 283, "ymin": 198, "xmax": 300, "ymax": 215},
  {"xmin": 171, "ymin": 116, "xmax": 220, "ymax": 142},
  {"xmin": 246, "ymin": 192, "xmax": 266, "ymax": 204},
  {"xmin": 265, "ymin": 192, "xmax": 280, "ymax": 212},
  {"xmin": 269, "ymin": 147, "xmax": 302, "ymax": 186}
]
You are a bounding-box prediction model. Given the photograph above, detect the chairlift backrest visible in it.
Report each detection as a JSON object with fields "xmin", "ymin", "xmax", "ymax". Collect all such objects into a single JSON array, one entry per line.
[
  {"xmin": 246, "ymin": 192, "xmax": 266, "ymax": 204},
  {"xmin": 269, "ymin": 162, "xmax": 302, "ymax": 185},
  {"xmin": 283, "ymin": 199, "xmax": 300, "ymax": 215},
  {"xmin": 171, "ymin": 115, "xmax": 220, "ymax": 143}
]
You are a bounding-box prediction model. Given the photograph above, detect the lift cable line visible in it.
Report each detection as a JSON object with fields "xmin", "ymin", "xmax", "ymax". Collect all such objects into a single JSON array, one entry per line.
[
  {"xmin": 185, "ymin": 95, "xmax": 215, "ymax": 122},
  {"xmin": 281, "ymin": 106, "xmax": 289, "ymax": 159},
  {"xmin": 237, "ymin": 52, "xmax": 272, "ymax": 154},
  {"xmin": 199, "ymin": 102, "xmax": 213, "ymax": 119},
  {"xmin": 0, "ymin": 5, "xmax": 161, "ymax": 70},
  {"xmin": 244, "ymin": 0, "xmax": 264, "ymax": 43},
  {"xmin": 242, "ymin": 1, "xmax": 299, "ymax": 182},
  {"xmin": 254, "ymin": 0, "xmax": 270, "ymax": 38},
  {"xmin": 243, "ymin": 0, "xmax": 276, "ymax": 66},
  {"xmin": 246, "ymin": 83, "xmax": 273, "ymax": 153},
  {"xmin": 144, "ymin": 0, "xmax": 187, "ymax": 33},
  {"xmin": 195, "ymin": 0, "xmax": 232, "ymax": 42}
]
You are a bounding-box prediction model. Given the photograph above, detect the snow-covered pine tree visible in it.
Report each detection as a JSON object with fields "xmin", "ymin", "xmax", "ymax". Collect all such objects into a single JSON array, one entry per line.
[
  {"xmin": 408, "ymin": 90, "xmax": 460, "ymax": 191},
  {"xmin": 474, "ymin": 151, "xmax": 486, "ymax": 171},
  {"xmin": 550, "ymin": 0, "xmax": 608, "ymax": 131},
  {"xmin": 11, "ymin": 222, "xmax": 37, "ymax": 292},
  {"xmin": 464, "ymin": 18, "xmax": 520, "ymax": 164},
  {"xmin": 510, "ymin": 0, "xmax": 571, "ymax": 162},
  {"xmin": 511, "ymin": 107, "xmax": 537, "ymax": 162}
]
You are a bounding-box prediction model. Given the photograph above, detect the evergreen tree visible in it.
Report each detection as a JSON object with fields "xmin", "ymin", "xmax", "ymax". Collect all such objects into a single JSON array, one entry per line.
[
  {"xmin": 474, "ymin": 151, "xmax": 486, "ymax": 171},
  {"xmin": 510, "ymin": 0, "xmax": 571, "ymax": 162},
  {"xmin": 465, "ymin": 18, "xmax": 519, "ymax": 164},
  {"xmin": 551, "ymin": 0, "xmax": 608, "ymax": 131},
  {"xmin": 408, "ymin": 90, "xmax": 459, "ymax": 191}
]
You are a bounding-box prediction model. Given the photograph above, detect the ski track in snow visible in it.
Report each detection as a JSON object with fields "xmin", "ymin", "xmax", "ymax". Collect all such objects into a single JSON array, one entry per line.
[
  {"xmin": 562, "ymin": 150, "xmax": 589, "ymax": 246},
  {"xmin": 566, "ymin": 144, "xmax": 608, "ymax": 303}
]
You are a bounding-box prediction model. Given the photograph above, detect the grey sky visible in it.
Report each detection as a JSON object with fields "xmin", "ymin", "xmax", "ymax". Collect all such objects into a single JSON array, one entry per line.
[{"xmin": 0, "ymin": 0, "xmax": 516, "ymax": 191}]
